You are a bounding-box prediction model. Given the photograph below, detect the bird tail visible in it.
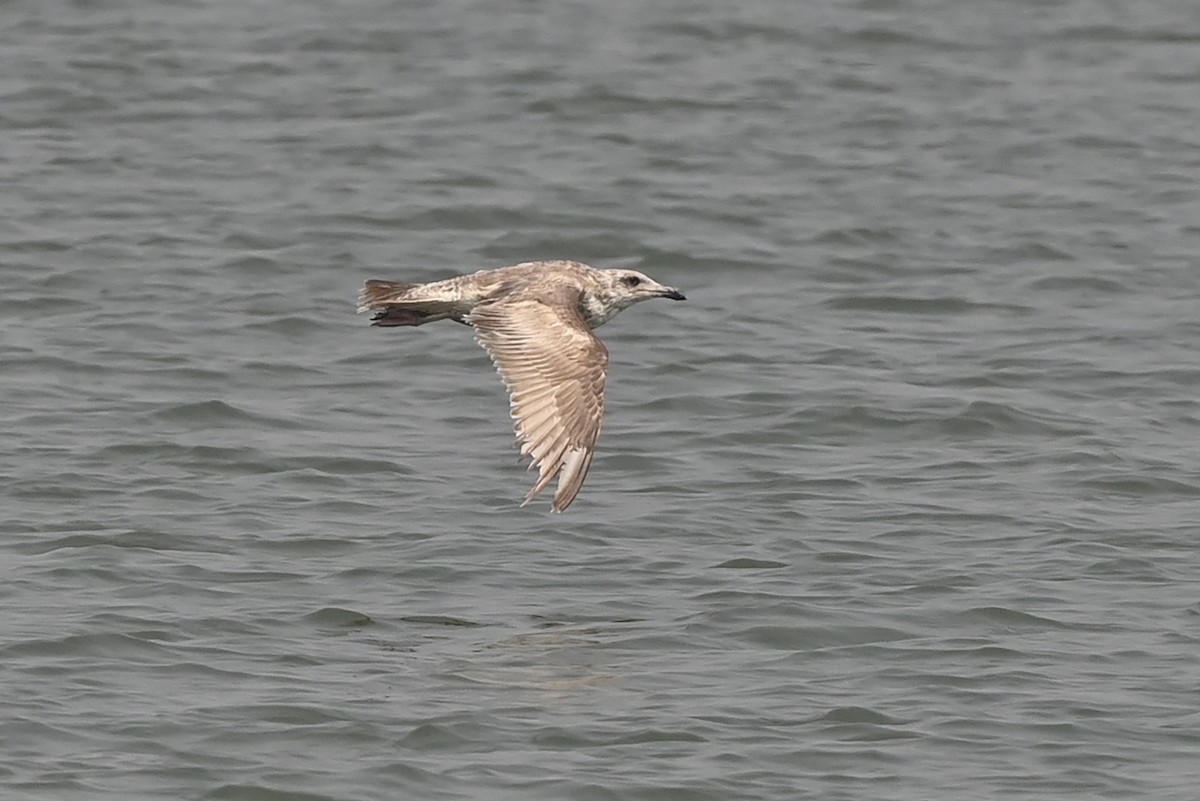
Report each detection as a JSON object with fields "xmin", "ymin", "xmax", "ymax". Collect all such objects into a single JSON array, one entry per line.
[
  {"xmin": 357, "ymin": 280, "xmax": 416, "ymax": 312},
  {"xmin": 357, "ymin": 279, "xmax": 456, "ymax": 327}
]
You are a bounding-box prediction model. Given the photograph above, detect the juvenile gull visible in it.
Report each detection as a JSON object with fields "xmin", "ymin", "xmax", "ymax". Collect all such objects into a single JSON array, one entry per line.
[{"xmin": 357, "ymin": 260, "xmax": 686, "ymax": 511}]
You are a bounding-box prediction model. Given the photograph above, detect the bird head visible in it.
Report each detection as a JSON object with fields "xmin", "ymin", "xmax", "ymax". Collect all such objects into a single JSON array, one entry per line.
[{"xmin": 600, "ymin": 269, "xmax": 687, "ymax": 311}]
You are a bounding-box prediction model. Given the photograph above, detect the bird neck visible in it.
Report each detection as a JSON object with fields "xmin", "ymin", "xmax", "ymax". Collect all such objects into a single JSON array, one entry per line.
[{"xmin": 580, "ymin": 294, "xmax": 622, "ymax": 328}]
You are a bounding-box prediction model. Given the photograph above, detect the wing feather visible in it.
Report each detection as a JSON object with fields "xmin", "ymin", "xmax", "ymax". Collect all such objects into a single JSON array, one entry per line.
[{"xmin": 467, "ymin": 288, "xmax": 608, "ymax": 511}]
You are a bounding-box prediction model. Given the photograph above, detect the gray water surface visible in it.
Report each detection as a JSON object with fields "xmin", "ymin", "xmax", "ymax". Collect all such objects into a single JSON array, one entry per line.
[{"xmin": 4, "ymin": 1, "xmax": 1200, "ymax": 799}]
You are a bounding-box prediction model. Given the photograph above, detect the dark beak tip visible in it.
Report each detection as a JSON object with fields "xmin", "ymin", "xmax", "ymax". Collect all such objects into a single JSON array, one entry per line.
[{"xmin": 664, "ymin": 290, "xmax": 687, "ymax": 301}]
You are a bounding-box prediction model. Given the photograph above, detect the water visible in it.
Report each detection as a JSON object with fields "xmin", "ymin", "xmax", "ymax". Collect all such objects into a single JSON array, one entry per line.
[{"xmin": 4, "ymin": 0, "xmax": 1200, "ymax": 798}]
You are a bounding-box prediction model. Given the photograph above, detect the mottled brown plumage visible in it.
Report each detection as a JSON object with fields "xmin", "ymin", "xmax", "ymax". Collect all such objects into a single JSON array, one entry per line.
[{"xmin": 357, "ymin": 260, "xmax": 685, "ymax": 511}]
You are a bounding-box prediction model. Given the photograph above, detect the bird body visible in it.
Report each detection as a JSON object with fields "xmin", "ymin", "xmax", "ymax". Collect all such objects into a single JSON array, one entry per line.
[{"xmin": 357, "ymin": 260, "xmax": 685, "ymax": 511}]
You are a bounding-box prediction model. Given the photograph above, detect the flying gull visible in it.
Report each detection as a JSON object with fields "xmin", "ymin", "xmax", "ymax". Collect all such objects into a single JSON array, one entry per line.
[{"xmin": 357, "ymin": 260, "xmax": 686, "ymax": 511}]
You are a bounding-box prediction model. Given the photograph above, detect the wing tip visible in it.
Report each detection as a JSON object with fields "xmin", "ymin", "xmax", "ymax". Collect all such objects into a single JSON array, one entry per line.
[{"xmin": 549, "ymin": 447, "xmax": 593, "ymax": 513}]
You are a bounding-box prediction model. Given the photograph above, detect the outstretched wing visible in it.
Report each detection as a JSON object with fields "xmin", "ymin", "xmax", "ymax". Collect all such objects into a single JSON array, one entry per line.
[{"xmin": 467, "ymin": 288, "xmax": 608, "ymax": 512}]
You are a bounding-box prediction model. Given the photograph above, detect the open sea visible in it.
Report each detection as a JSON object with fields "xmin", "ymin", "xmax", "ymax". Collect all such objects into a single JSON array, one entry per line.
[{"xmin": 3, "ymin": 0, "xmax": 1200, "ymax": 799}]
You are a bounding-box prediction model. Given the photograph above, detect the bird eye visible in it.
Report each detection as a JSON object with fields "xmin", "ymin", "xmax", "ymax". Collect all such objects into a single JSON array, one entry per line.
[{"xmin": 621, "ymin": 275, "xmax": 642, "ymax": 287}]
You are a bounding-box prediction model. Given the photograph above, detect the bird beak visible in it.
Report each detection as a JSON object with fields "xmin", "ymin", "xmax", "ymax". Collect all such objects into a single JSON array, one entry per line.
[{"xmin": 659, "ymin": 287, "xmax": 686, "ymax": 301}]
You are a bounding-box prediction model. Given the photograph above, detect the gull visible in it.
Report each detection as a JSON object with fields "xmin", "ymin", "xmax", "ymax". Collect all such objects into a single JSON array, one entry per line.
[{"xmin": 357, "ymin": 260, "xmax": 686, "ymax": 511}]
